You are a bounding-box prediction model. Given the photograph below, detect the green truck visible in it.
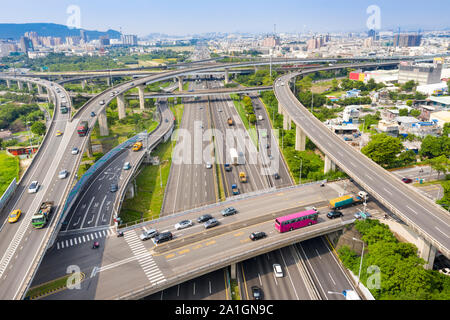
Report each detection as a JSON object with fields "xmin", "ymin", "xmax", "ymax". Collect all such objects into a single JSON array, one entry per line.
[
  {"xmin": 31, "ymin": 201, "xmax": 53, "ymax": 229},
  {"xmin": 329, "ymin": 195, "xmax": 363, "ymax": 210}
]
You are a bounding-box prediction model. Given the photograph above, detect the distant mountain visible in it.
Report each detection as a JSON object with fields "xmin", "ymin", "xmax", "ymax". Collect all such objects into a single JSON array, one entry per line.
[{"xmin": 0, "ymin": 23, "xmax": 121, "ymax": 40}]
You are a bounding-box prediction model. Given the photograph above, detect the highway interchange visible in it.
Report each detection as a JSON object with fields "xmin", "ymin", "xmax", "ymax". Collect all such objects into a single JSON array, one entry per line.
[{"xmin": 0, "ymin": 56, "xmax": 449, "ymax": 300}]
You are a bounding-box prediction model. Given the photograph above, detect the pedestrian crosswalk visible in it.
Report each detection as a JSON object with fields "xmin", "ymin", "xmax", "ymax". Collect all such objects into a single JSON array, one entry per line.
[
  {"xmin": 56, "ymin": 228, "xmax": 114, "ymax": 250},
  {"xmin": 124, "ymin": 230, "xmax": 166, "ymax": 285}
]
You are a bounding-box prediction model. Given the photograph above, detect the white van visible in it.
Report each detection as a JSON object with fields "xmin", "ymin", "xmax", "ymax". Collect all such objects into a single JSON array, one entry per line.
[{"xmin": 358, "ymin": 191, "xmax": 369, "ymax": 200}]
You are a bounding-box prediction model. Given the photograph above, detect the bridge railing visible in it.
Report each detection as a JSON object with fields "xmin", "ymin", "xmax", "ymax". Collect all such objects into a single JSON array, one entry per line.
[
  {"xmin": 112, "ymin": 106, "xmax": 164, "ymax": 226},
  {"xmin": 118, "ymin": 180, "xmax": 323, "ymax": 232},
  {"xmin": 112, "ymin": 218, "xmax": 354, "ymax": 300},
  {"xmin": 0, "ymin": 77, "xmax": 60, "ymax": 209}
]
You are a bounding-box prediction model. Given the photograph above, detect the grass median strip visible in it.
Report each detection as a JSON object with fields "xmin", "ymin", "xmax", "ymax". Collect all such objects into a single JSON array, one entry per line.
[
  {"xmin": 25, "ymin": 272, "xmax": 85, "ymax": 300},
  {"xmin": 120, "ymin": 104, "xmax": 184, "ymax": 224},
  {"xmin": 230, "ymin": 278, "xmax": 241, "ymax": 300},
  {"xmin": 0, "ymin": 151, "xmax": 20, "ymax": 196}
]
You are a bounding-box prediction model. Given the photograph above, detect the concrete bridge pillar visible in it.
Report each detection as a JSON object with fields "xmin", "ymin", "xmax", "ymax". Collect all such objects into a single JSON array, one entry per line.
[
  {"xmin": 224, "ymin": 68, "xmax": 229, "ymax": 84},
  {"xmin": 283, "ymin": 110, "xmax": 290, "ymax": 130},
  {"xmin": 117, "ymin": 94, "xmax": 126, "ymax": 120},
  {"xmin": 295, "ymin": 126, "xmax": 306, "ymax": 151},
  {"xmin": 98, "ymin": 109, "xmax": 109, "ymax": 137},
  {"xmin": 177, "ymin": 76, "xmax": 184, "ymax": 91},
  {"xmin": 418, "ymin": 237, "xmax": 437, "ymax": 270},
  {"xmin": 37, "ymin": 84, "xmax": 43, "ymax": 95},
  {"xmin": 81, "ymin": 80, "xmax": 86, "ymax": 90},
  {"xmin": 86, "ymin": 137, "xmax": 93, "ymax": 158},
  {"xmin": 125, "ymin": 183, "xmax": 135, "ymax": 199},
  {"xmin": 17, "ymin": 81, "xmax": 23, "ymax": 90},
  {"xmin": 138, "ymin": 85, "xmax": 146, "ymax": 111},
  {"xmin": 27, "ymin": 82, "xmax": 33, "ymax": 92},
  {"xmin": 106, "ymin": 77, "xmax": 111, "ymax": 87},
  {"xmin": 324, "ymin": 155, "xmax": 336, "ymax": 173},
  {"xmin": 230, "ymin": 263, "xmax": 237, "ymax": 280},
  {"xmin": 6, "ymin": 79, "xmax": 11, "ymax": 88}
]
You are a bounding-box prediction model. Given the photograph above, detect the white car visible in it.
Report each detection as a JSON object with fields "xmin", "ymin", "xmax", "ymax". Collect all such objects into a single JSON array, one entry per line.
[
  {"xmin": 206, "ymin": 162, "xmax": 212, "ymax": 169},
  {"xmin": 273, "ymin": 264, "xmax": 283, "ymax": 278},
  {"xmin": 28, "ymin": 181, "xmax": 39, "ymax": 194},
  {"xmin": 58, "ymin": 170, "xmax": 68, "ymax": 179},
  {"xmin": 140, "ymin": 229, "xmax": 158, "ymax": 241},
  {"xmin": 439, "ymin": 268, "xmax": 450, "ymax": 276},
  {"xmin": 71, "ymin": 147, "xmax": 79, "ymax": 155},
  {"xmin": 99, "ymin": 100, "xmax": 105, "ymax": 105},
  {"xmin": 174, "ymin": 220, "xmax": 193, "ymax": 230}
]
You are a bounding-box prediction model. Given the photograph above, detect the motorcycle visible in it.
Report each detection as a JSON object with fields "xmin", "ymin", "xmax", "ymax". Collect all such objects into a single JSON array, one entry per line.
[
  {"xmin": 92, "ymin": 241, "xmax": 100, "ymax": 249},
  {"xmin": 117, "ymin": 232, "xmax": 124, "ymax": 238}
]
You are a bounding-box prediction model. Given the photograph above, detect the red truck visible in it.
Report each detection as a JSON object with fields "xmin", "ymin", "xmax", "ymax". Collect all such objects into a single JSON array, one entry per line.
[{"xmin": 77, "ymin": 121, "xmax": 88, "ymax": 137}]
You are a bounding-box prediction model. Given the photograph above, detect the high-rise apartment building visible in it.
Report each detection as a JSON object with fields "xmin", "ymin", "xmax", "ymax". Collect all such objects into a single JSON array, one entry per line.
[
  {"xmin": 394, "ymin": 33, "xmax": 422, "ymax": 47},
  {"xmin": 20, "ymin": 36, "xmax": 34, "ymax": 53},
  {"xmin": 121, "ymin": 34, "xmax": 138, "ymax": 46}
]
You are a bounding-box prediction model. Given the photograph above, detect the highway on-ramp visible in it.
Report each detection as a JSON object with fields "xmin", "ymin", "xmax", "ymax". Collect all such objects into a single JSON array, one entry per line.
[{"xmin": 274, "ymin": 72, "xmax": 450, "ymax": 258}]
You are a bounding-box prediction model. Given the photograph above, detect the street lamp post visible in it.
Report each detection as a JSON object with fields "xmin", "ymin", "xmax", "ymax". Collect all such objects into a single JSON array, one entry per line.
[
  {"xmin": 352, "ymin": 237, "xmax": 365, "ymax": 286},
  {"xmin": 26, "ymin": 121, "xmax": 33, "ymax": 155},
  {"xmin": 294, "ymin": 155, "xmax": 303, "ymax": 185}
]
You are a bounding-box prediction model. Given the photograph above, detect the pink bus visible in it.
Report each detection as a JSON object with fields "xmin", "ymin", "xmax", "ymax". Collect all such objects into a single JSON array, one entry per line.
[{"xmin": 275, "ymin": 209, "xmax": 318, "ymax": 233}]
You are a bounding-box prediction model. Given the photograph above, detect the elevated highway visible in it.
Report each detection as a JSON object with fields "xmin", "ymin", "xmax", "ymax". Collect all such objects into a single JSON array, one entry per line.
[
  {"xmin": 274, "ymin": 68, "xmax": 450, "ymax": 261},
  {"xmin": 0, "ymin": 58, "xmax": 445, "ymax": 299}
]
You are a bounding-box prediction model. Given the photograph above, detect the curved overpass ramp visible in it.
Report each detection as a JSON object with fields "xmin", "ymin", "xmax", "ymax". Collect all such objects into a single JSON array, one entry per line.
[{"xmin": 274, "ymin": 67, "xmax": 450, "ymax": 259}]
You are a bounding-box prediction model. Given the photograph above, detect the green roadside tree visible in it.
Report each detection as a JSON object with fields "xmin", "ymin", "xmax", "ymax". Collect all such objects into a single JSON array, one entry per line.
[
  {"xmin": 399, "ymin": 108, "xmax": 409, "ymax": 116},
  {"xmin": 426, "ymin": 155, "xmax": 450, "ymax": 179},
  {"xmin": 331, "ymin": 78, "xmax": 339, "ymax": 91},
  {"xmin": 410, "ymin": 109, "xmax": 421, "ymax": 117},
  {"xmin": 31, "ymin": 121, "xmax": 46, "ymax": 136},
  {"xmin": 443, "ymin": 122, "xmax": 450, "ymax": 136},
  {"xmin": 361, "ymin": 133, "xmax": 404, "ymax": 167},
  {"xmin": 420, "ymin": 135, "xmax": 450, "ymax": 159}
]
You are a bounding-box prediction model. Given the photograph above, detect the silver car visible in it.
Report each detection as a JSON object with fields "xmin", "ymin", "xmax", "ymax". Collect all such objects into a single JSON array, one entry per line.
[
  {"xmin": 28, "ymin": 181, "xmax": 39, "ymax": 194},
  {"xmin": 175, "ymin": 220, "xmax": 193, "ymax": 230},
  {"xmin": 140, "ymin": 229, "xmax": 158, "ymax": 241},
  {"xmin": 58, "ymin": 170, "xmax": 68, "ymax": 179}
]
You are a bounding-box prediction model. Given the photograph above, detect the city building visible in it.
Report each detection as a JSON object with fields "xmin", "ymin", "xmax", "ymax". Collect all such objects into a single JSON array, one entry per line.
[
  {"xmin": 99, "ymin": 36, "xmax": 111, "ymax": 46},
  {"xmin": 19, "ymin": 36, "xmax": 34, "ymax": 53},
  {"xmin": 80, "ymin": 30, "xmax": 88, "ymax": 43},
  {"xmin": 426, "ymin": 96, "xmax": 450, "ymax": 110},
  {"xmin": 262, "ymin": 36, "xmax": 280, "ymax": 48},
  {"xmin": 430, "ymin": 111, "xmax": 450, "ymax": 128},
  {"xmin": 377, "ymin": 120, "xmax": 399, "ymax": 137},
  {"xmin": 416, "ymin": 82, "xmax": 449, "ymax": 96},
  {"xmin": 395, "ymin": 116, "xmax": 420, "ymax": 128},
  {"xmin": 66, "ymin": 36, "xmax": 81, "ymax": 46},
  {"xmin": 398, "ymin": 60, "xmax": 443, "ymax": 85},
  {"xmin": 121, "ymin": 34, "xmax": 138, "ymax": 46},
  {"xmin": 393, "ymin": 33, "xmax": 422, "ymax": 47},
  {"xmin": 343, "ymin": 105, "xmax": 360, "ymax": 123}
]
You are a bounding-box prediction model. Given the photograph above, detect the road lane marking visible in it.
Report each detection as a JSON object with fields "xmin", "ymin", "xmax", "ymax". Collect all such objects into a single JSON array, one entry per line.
[
  {"xmin": 328, "ymin": 273, "xmax": 336, "ymax": 286},
  {"xmin": 435, "ymin": 227, "xmax": 450, "ymax": 238}
]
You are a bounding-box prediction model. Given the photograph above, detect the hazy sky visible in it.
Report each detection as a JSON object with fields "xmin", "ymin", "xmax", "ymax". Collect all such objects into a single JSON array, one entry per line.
[{"xmin": 1, "ymin": 0, "xmax": 449, "ymax": 36}]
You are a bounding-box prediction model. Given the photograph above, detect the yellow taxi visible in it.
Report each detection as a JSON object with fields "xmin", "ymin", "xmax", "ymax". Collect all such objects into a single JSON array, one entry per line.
[
  {"xmin": 56, "ymin": 130, "xmax": 63, "ymax": 137},
  {"xmin": 8, "ymin": 209, "xmax": 21, "ymax": 223}
]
